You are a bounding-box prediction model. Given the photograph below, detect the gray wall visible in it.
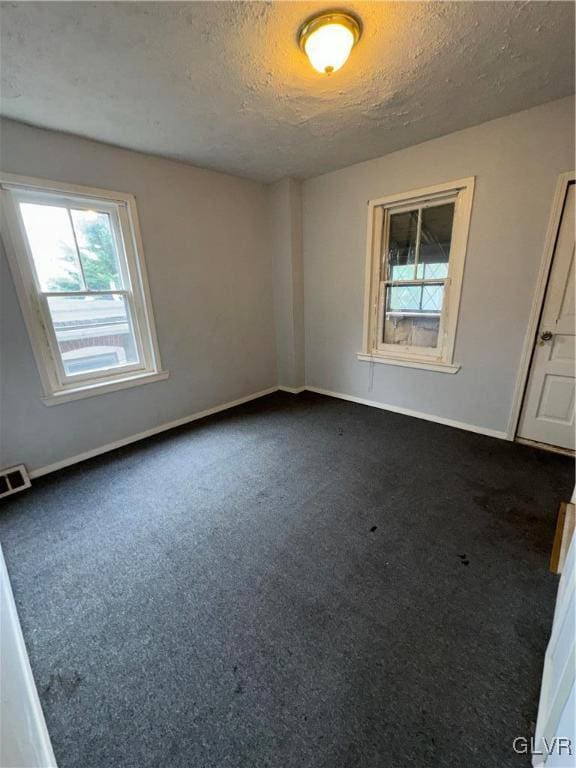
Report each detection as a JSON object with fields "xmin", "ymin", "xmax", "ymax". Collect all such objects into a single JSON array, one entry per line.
[
  {"xmin": 302, "ymin": 96, "xmax": 575, "ymax": 434},
  {"xmin": 269, "ymin": 178, "xmax": 304, "ymax": 389},
  {"xmin": 0, "ymin": 119, "xmax": 276, "ymax": 472},
  {"xmin": 2, "ymin": 97, "xmax": 574, "ymax": 474}
]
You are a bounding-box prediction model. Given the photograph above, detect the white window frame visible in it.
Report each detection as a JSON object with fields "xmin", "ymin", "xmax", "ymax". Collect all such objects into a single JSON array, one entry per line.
[
  {"xmin": 359, "ymin": 177, "xmax": 475, "ymax": 374},
  {"xmin": 1, "ymin": 173, "xmax": 168, "ymax": 405}
]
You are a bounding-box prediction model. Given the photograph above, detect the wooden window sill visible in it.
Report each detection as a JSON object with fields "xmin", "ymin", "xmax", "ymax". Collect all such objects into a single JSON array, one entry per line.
[
  {"xmin": 42, "ymin": 370, "xmax": 170, "ymax": 406},
  {"xmin": 357, "ymin": 353, "xmax": 460, "ymax": 374}
]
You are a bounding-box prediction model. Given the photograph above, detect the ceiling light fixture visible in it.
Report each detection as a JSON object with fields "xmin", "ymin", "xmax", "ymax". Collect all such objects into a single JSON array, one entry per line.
[{"xmin": 298, "ymin": 11, "xmax": 362, "ymax": 75}]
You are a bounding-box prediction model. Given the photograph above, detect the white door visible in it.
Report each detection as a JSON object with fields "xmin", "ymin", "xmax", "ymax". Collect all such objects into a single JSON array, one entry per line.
[
  {"xmin": 518, "ymin": 183, "xmax": 575, "ymax": 451},
  {"xmin": 533, "ymin": 529, "xmax": 575, "ymax": 767}
]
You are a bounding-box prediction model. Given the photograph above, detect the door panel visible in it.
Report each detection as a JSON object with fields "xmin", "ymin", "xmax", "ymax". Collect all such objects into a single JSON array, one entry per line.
[
  {"xmin": 536, "ymin": 375, "xmax": 575, "ymax": 423},
  {"xmin": 551, "ymin": 335, "xmax": 575, "ymax": 363},
  {"xmin": 518, "ymin": 184, "xmax": 576, "ymax": 450}
]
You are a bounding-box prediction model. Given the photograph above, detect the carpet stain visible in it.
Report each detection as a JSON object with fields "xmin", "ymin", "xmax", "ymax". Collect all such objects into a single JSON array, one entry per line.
[
  {"xmin": 42, "ymin": 671, "xmax": 82, "ymax": 700},
  {"xmin": 475, "ymin": 498, "xmax": 553, "ymax": 555}
]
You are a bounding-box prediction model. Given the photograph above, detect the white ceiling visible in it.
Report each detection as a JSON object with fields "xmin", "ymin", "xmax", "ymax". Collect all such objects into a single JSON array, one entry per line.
[{"xmin": 1, "ymin": 1, "xmax": 574, "ymax": 182}]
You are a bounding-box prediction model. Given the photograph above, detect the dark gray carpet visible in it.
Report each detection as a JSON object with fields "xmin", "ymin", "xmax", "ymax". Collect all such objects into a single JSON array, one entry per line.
[{"xmin": 0, "ymin": 391, "xmax": 574, "ymax": 768}]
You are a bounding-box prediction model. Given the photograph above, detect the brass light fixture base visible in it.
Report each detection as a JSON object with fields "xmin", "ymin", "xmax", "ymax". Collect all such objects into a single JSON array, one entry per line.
[{"xmin": 297, "ymin": 10, "xmax": 362, "ymax": 54}]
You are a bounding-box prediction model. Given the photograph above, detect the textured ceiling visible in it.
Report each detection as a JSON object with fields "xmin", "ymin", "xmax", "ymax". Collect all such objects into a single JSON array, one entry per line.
[{"xmin": 1, "ymin": 1, "xmax": 574, "ymax": 182}]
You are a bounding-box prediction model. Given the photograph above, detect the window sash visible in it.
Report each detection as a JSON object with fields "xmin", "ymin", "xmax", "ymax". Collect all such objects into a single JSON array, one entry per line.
[
  {"xmin": 381, "ymin": 278, "xmax": 448, "ymax": 287},
  {"xmin": 375, "ymin": 281, "xmax": 450, "ymax": 359},
  {"xmin": 1, "ymin": 177, "xmax": 162, "ymax": 398},
  {"xmin": 38, "ymin": 290, "xmax": 147, "ymax": 386},
  {"xmin": 14, "ymin": 191, "xmax": 132, "ymax": 294},
  {"xmin": 381, "ymin": 196, "xmax": 455, "ymax": 274},
  {"xmin": 375, "ymin": 203, "xmax": 453, "ymax": 359},
  {"xmin": 384, "ymin": 192, "xmax": 458, "ymax": 215}
]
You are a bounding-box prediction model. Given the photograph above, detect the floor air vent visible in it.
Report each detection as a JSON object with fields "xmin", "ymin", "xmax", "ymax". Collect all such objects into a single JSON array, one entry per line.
[{"xmin": 0, "ymin": 465, "xmax": 31, "ymax": 499}]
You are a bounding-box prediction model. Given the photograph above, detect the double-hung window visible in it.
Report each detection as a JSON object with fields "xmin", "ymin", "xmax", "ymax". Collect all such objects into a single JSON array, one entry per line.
[
  {"xmin": 360, "ymin": 177, "xmax": 475, "ymax": 373},
  {"xmin": 1, "ymin": 174, "xmax": 166, "ymax": 404}
]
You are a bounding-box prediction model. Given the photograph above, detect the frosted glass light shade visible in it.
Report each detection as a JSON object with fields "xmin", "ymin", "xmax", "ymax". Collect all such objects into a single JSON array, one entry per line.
[{"xmin": 299, "ymin": 12, "xmax": 361, "ymax": 75}]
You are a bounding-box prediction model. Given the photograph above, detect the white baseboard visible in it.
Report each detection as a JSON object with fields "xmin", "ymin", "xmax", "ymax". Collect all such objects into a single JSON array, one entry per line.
[
  {"xmin": 305, "ymin": 386, "xmax": 508, "ymax": 440},
  {"xmin": 29, "ymin": 386, "xmax": 278, "ymax": 479},
  {"xmin": 27, "ymin": 382, "xmax": 507, "ymax": 480}
]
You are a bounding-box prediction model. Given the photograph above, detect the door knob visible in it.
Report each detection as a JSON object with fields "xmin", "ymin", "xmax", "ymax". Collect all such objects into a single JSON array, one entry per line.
[{"xmin": 540, "ymin": 331, "xmax": 553, "ymax": 342}]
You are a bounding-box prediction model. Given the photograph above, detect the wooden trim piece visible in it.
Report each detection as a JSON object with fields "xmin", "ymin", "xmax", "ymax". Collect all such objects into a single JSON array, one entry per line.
[
  {"xmin": 507, "ymin": 171, "xmax": 576, "ymax": 441},
  {"xmin": 27, "ymin": 383, "xmax": 512, "ymax": 478},
  {"xmin": 0, "ymin": 171, "xmax": 135, "ymax": 203},
  {"xmin": 305, "ymin": 385, "xmax": 507, "ymax": 439},
  {"xmin": 356, "ymin": 352, "xmax": 460, "ymax": 374},
  {"xmin": 28, "ymin": 385, "xmax": 278, "ymax": 478},
  {"xmin": 368, "ymin": 177, "xmax": 475, "ymax": 209},
  {"xmin": 550, "ymin": 502, "xmax": 576, "ymax": 575},
  {"xmin": 515, "ymin": 437, "xmax": 575, "ymax": 458},
  {"xmin": 41, "ymin": 370, "xmax": 170, "ymax": 406}
]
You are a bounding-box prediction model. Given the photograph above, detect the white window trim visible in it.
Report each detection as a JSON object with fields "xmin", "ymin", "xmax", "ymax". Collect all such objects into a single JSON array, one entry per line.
[
  {"xmin": 0, "ymin": 172, "xmax": 168, "ymax": 405},
  {"xmin": 359, "ymin": 177, "xmax": 475, "ymax": 374}
]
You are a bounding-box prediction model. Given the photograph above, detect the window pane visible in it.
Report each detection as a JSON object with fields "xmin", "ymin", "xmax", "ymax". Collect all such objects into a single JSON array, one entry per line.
[
  {"xmin": 388, "ymin": 284, "xmax": 421, "ymax": 312},
  {"xmin": 71, "ymin": 209, "xmax": 123, "ymax": 291},
  {"xmin": 19, "ymin": 203, "xmax": 83, "ymax": 291},
  {"xmin": 416, "ymin": 203, "xmax": 454, "ymax": 280},
  {"xmin": 421, "ymin": 283, "xmax": 444, "ymax": 312},
  {"xmin": 383, "ymin": 284, "xmax": 444, "ymax": 348},
  {"xmin": 386, "ymin": 210, "xmax": 418, "ymax": 281},
  {"xmin": 46, "ymin": 294, "xmax": 139, "ymax": 376}
]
